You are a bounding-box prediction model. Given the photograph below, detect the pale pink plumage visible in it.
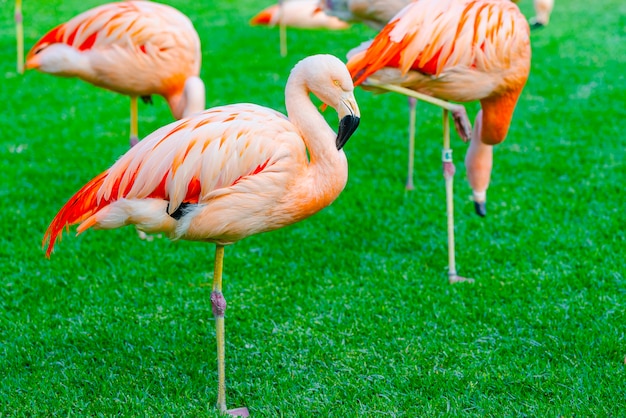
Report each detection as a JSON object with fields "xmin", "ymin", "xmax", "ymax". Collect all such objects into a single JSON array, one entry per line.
[
  {"xmin": 26, "ymin": 1, "xmax": 205, "ymax": 140},
  {"xmin": 43, "ymin": 52, "xmax": 360, "ymax": 261}
]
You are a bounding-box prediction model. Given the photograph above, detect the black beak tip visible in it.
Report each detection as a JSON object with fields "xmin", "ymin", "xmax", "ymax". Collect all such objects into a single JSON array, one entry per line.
[{"xmin": 336, "ymin": 115, "xmax": 360, "ymax": 150}]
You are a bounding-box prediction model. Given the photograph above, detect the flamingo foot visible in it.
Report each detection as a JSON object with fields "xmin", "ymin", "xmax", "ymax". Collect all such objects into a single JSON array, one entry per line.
[
  {"xmin": 405, "ymin": 177, "xmax": 415, "ymax": 191},
  {"xmin": 530, "ymin": 20, "xmax": 545, "ymax": 30},
  {"xmin": 226, "ymin": 407, "xmax": 250, "ymax": 417},
  {"xmin": 449, "ymin": 274, "xmax": 475, "ymax": 284},
  {"xmin": 130, "ymin": 135, "xmax": 139, "ymax": 147},
  {"xmin": 452, "ymin": 107, "xmax": 472, "ymax": 142}
]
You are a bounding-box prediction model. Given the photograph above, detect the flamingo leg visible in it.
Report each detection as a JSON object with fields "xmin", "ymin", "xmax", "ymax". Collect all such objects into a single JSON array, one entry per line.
[
  {"xmin": 405, "ymin": 97, "xmax": 416, "ymax": 190},
  {"xmin": 15, "ymin": 0, "xmax": 24, "ymax": 74},
  {"xmin": 130, "ymin": 96, "xmax": 139, "ymax": 147},
  {"xmin": 211, "ymin": 244, "xmax": 249, "ymax": 417},
  {"xmin": 465, "ymin": 110, "xmax": 492, "ymax": 217},
  {"xmin": 442, "ymin": 111, "xmax": 473, "ymax": 284},
  {"xmin": 363, "ymin": 81, "xmax": 474, "ymax": 282}
]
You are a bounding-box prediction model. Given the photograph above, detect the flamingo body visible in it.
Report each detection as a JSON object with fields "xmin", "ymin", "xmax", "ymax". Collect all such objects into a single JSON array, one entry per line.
[
  {"xmin": 347, "ymin": 0, "xmax": 531, "ymax": 210},
  {"xmin": 251, "ymin": 0, "xmax": 349, "ymax": 30},
  {"xmin": 44, "ymin": 54, "xmax": 360, "ymax": 256},
  {"xmin": 26, "ymin": 1, "xmax": 205, "ymax": 122}
]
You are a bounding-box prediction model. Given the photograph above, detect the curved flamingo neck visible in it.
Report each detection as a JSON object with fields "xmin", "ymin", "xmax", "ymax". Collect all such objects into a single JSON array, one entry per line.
[
  {"xmin": 284, "ymin": 68, "xmax": 348, "ymax": 210},
  {"xmin": 479, "ymin": 88, "xmax": 523, "ymax": 145},
  {"xmin": 167, "ymin": 76, "xmax": 206, "ymax": 119}
]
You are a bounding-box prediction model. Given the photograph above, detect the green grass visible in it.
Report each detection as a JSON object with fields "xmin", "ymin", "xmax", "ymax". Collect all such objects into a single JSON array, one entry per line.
[{"xmin": 1, "ymin": 0, "xmax": 625, "ymax": 416}]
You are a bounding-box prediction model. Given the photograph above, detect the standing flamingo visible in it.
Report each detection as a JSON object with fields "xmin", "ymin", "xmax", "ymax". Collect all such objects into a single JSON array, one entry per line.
[
  {"xmin": 25, "ymin": 1, "xmax": 205, "ymax": 146},
  {"xmin": 347, "ymin": 0, "xmax": 531, "ymax": 282},
  {"xmin": 251, "ymin": 0, "xmax": 349, "ymax": 56},
  {"xmin": 43, "ymin": 54, "xmax": 360, "ymax": 416}
]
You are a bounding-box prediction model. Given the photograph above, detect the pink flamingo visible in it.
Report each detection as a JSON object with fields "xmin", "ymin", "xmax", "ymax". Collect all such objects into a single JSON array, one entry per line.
[
  {"xmin": 25, "ymin": 1, "xmax": 205, "ymax": 146},
  {"xmin": 251, "ymin": 0, "xmax": 349, "ymax": 56},
  {"xmin": 347, "ymin": 0, "xmax": 531, "ymax": 282},
  {"xmin": 43, "ymin": 54, "xmax": 360, "ymax": 416}
]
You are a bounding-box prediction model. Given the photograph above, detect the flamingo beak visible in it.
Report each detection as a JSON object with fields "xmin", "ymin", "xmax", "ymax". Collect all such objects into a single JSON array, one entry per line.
[
  {"xmin": 336, "ymin": 114, "xmax": 360, "ymax": 150},
  {"xmin": 336, "ymin": 95, "xmax": 360, "ymax": 150}
]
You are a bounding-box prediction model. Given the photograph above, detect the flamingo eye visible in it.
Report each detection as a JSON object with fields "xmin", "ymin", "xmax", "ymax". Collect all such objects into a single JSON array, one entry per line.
[{"xmin": 333, "ymin": 80, "xmax": 340, "ymax": 87}]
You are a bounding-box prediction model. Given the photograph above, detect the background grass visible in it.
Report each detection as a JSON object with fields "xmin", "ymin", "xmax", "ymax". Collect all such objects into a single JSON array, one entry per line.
[{"xmin": 1, "ymin": 0, "xmax": 625, "ymax": 416}]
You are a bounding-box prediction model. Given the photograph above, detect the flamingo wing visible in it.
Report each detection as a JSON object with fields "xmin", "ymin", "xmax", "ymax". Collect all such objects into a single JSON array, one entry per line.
[
  {"xmin": 347, "ymin": 0, "xmax": 529, "ymax": 87},
  {"xmin": 44, "ymin": 104, "xmax": 305, "ymax": 256}
]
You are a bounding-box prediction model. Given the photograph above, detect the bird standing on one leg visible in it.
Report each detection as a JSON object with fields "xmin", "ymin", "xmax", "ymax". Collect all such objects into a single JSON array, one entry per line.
[
  {"xmin": 43, "ymin": 54, "xmax": 360, "ymax": 416},
  {"xmin": 25, "ymin": 1, "xmax": 205, "ymax": 147}
]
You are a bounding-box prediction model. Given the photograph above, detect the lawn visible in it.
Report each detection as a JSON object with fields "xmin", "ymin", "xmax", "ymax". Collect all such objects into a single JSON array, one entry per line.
[{"xmin": 1, "ymin": 0, "xmax": 625, "ymax": 416}]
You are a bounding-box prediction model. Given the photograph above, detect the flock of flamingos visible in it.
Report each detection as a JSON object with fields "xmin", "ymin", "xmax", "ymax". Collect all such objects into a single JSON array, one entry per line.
[{"xmin": 17, "ymin": 0, "xmax": 554, "ymax": 415}]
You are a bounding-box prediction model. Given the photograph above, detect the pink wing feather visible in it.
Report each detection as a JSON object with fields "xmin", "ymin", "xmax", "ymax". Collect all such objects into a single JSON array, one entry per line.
[{"xmin": 43, "ymin": 104, "xmax": 300, "ymax": 256}]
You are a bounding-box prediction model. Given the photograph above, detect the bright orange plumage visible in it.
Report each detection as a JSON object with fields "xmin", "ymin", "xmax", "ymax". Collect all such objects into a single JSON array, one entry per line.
[
  {"xmin": 348, "ymin": 0, "xmax": 531, "ymax": 114},
  {"xmin": 346, "ymin": 0, "xmax": 531, "ymax": 212}
]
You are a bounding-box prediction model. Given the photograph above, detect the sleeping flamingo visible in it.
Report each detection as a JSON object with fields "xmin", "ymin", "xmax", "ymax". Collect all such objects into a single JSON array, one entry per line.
[
  {"xmin": 25, "ymin": 1, "xmax": 205, "ymax": 146},
  {"xmin": 251, "ymin": 0, "xmax": 349, "ymax": 56},
  {"xmin": 347, "ymin": 0, "xmax": 531, "ymax": 282},
  {"xmin": 43, "ymin": 54, "xmax": 360, "ymax": 416}
]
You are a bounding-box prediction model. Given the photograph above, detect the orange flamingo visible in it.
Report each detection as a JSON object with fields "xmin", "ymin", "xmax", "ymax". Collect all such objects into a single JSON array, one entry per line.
[
  {"xmin": 25, "ymin": 1, "xmax": 205, "ymax": 146},
  {"xmin": 347, "ymin": 0, "xmax": 531, "ymax": 282},
  {"xmin": 320, "ymin": 0, "xmax": 412, "ymax": 30},
  {"xmin": 251, "ymin": 0, "xmax": 349, "ymax": 56},
  {"xmin": 43, "ymin": 54, "xmax": 360, "ymax": 416}
]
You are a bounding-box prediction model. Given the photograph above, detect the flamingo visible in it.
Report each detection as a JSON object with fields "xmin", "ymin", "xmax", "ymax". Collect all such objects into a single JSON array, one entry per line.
[
  {"xmin": 251, "ymin": 0, "xmax": 349, "ymax": 56},
  {"xmin": 25, "ymin": 1, "xmax": 205, "ymax": 147},
  {"xmin": 346, "ymin": 0, "xmax": 531, "ymax": 282},
  {"xmin": 42, "ymin": 54, "xmax": 360, "ymax": 416}
]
